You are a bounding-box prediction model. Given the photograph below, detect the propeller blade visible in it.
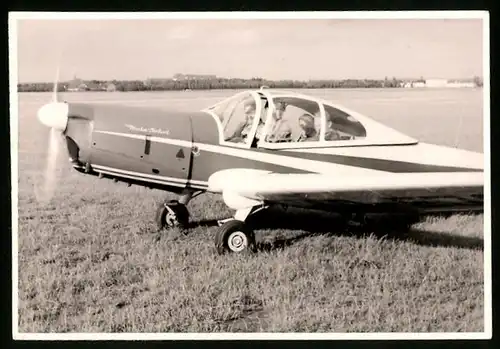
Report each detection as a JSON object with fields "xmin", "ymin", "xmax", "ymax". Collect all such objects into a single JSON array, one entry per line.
[
  {"xmin": 34, "ymin": 128, "xmax": 63, "ymax": 203},
  {"xmin": 52, "ymin": 52, "xmax": 62, "ymax": 103},
  {"xmin": 52, "ymin": 64, "xmax": 60, "ymax": 103},
  {"xmin": 34, "ymin": 42, "xmax": 66, "ymax": 203}
]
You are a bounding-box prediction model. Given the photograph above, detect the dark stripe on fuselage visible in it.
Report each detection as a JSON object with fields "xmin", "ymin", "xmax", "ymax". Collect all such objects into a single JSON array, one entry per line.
[
  {"xmin": 255, "ymin": 148, "xmax": 482, "ymax": 173},
  {"xmin": 189, "ymin": 143, "xmax": 481, "ymax": 180},
  {"xmin": 189, "ymin": 148, "xmax": 308, "ymax": 182}
]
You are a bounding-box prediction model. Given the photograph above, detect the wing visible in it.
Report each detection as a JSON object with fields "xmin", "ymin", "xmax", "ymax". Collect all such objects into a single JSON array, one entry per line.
[{"xmin": 208, "ymin": 169, "xmax": 484, "ymax": 213}]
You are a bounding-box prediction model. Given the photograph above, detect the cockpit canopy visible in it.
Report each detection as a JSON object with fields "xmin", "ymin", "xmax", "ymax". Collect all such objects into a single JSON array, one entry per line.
[{"xmin": 204, "ymin": 88, "xmax": 416, "ymax": 148}]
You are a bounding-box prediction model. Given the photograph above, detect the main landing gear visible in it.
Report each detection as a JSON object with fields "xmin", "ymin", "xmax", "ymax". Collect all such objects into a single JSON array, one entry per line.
[
  {"xmin": 214, "ymin": 205, "xmax": 267, "ymax": 255},
  {"xmin": 215, "ymin": 220, "xmax": 256, "ymax": 254}
]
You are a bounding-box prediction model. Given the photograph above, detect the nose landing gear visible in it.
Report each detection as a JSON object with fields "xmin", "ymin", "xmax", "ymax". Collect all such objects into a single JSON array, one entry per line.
[
  {"xmin": 155, "ymin": 200, "xmax": 190, "ymax": 229},
  {"xmin": 155, "ymin": 189, "xmax": 200, "ymax": 230}
]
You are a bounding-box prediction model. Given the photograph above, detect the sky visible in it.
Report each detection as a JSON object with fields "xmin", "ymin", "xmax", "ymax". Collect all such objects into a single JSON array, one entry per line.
[{"xmin": 14, "ymin": 16, "xmax": 485, "ymax": 83}]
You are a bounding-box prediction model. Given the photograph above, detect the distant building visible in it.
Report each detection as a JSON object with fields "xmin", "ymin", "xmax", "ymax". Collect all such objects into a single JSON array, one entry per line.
[
  {"xmin": 401, "ymin": 77, "xmax": 477, "ymax": 89},
  {"xmin": 446, "ymin": 79, "xmax": 476, "ymax": 88},
  {"xmin": 400, "ymin": 78, "xmax": 426, "ymax": 88},
  {"xmin": 448, "ymin": 82, "xmax": 475, "ymax": 88},
  {"xmin": 85, "ymin": 81, "xmax": 103, "ymax": 91},
  {"xmin": 172, "ymin": 73, "xmax": 217, "ymax": 81},
  {"xmin": 66, "ymin": 76, "xmax": 88, "ymax": 92},
  {"xmin": 425, "ymin": 79, "xmax": 448, "ymax": 88},
  {"xmin": 106, "ymin": 83, "xmax": 117, "ymax": 92}
]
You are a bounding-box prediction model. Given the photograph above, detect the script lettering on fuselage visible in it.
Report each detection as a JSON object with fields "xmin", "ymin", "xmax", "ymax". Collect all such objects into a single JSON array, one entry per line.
[{"xmin": 125, "ymin": 124, "xmax": 170, "ymax": 136}]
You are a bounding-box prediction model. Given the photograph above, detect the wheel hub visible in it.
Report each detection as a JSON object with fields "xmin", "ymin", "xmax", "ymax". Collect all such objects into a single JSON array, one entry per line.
[
  {"xmin": 165, "ymin": 212, "xmax": 177, "ymax": 226},
  {"xmin": 228, "ymin": 231, "xmax": 248, "ymax": 252},
  {"xmin": 164, "ymin": 205, "xmax": 179, "ymax": 227}
]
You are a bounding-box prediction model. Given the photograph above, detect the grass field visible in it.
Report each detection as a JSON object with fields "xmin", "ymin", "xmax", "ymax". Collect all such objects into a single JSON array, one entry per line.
[{"xmin": 15, "ymin": 88, "xmax": 486, "ymax": 333}]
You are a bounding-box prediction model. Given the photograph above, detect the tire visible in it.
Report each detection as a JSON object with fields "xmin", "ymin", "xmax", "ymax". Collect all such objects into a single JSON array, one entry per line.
[
  {"xmin": 215, "ymin": 220, "xmax": 256, "ymax": 255},
  {"xmin": 155, "ymin": 200, "xmax": 190, "ymax": 230}
]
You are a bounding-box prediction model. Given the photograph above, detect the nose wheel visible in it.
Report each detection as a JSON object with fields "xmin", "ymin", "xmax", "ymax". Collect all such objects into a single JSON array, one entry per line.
[
  {"xmin": 155, "ymin": 200, "xmax": 190, "ymax": 230},
  {"xmin": 215, "ymin": 219, "xmax": 256, "ymax": 255}
]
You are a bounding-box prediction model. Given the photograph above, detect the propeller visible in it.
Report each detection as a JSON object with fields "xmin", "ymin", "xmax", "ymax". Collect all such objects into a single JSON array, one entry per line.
[
  {"xmin": 34, "ymin": 60, "xmax": 69, "ymax": 203},
  {"xmin": 52, "ymin": 63, "xmax": 60, "ymax": 103},
  {"xmin": 34, "ymin": 127, "xmax": 63, "ymax": 203}
]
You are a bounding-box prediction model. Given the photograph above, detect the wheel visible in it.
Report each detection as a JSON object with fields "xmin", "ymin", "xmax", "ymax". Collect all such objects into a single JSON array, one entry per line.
[
  {"xmin": 155, "ymin": 200, "xmax": 190, "ymax": 230},
  {"xmin": 215, "ymin": 220, "xmax": 256, "ymax": 255}
]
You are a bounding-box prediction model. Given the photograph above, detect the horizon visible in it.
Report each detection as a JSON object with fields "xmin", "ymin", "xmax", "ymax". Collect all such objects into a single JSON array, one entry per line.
[
  {"xmin": 17, "ymin": 75, "xmax": 482, "ymax": 85},
  {"xmin": 13, "ymin": 15, "xmax": 485, "ymax": 83}
]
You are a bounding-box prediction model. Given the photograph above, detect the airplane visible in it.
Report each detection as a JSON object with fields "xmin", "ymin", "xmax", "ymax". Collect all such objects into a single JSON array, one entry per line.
[{"xmin": 36, "ymin": 86, "xmax": 484, "ymax": 255}]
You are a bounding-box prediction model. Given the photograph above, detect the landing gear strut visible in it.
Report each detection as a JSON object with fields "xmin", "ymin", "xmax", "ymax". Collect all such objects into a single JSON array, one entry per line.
[{"xmin": 215, "ymin": 205, "xmax": 267, "ymax": 255}]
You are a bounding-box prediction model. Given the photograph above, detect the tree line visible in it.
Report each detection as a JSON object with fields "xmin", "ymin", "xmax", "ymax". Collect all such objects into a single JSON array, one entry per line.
[
  {"xmin": 17, "ymin": 76, "xmax": 482, "ymax": 92},
  {"xmin": 17, "ymin": 77, "xmax": 404, "ymax": 92}
]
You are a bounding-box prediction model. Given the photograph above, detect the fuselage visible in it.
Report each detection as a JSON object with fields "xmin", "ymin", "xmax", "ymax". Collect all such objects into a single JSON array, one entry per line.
[{"xmin": 62, "ymin": 101, "xmax": 483, "ymax": 212}]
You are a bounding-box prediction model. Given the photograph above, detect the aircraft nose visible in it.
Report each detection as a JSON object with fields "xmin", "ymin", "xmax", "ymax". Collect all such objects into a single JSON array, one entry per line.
[{"xmin": 37, "ymin": 102, "xmax": 69, "ymax": 132}]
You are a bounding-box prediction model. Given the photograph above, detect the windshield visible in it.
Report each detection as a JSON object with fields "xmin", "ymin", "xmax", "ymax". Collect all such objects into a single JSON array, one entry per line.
[{"xmin": 208, "ymin": 92, "xmax": 262, "ymax": 145}]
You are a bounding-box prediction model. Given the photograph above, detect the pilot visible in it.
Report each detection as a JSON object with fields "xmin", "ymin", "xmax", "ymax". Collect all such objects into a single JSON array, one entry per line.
[
  {"xmin": 297, "ymin": 114, "xmax": 319, "ymax": 141},
  {"xmin": 226, "ymin": 97, "xmax": 258, "ymax": 142},
  {"xmin": 227, "ymin": 96, "xmax": 270, "ymax": 147}
]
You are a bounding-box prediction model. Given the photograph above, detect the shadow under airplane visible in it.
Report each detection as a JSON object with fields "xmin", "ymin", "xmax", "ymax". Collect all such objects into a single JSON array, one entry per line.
[{"xmin": 185, "ymin": 206, "xmax": 483, "ymax": 252}]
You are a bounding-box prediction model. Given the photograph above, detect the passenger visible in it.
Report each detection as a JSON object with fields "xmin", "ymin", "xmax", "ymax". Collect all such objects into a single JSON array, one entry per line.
[
  {"xmin": 273, "ymin": 101, "xmax": 287, "ymax": 121},
  {"xmin": 266, "ymin": 101, "xmax": 292, "ymax": 142},
  {"xmin": 324, "ymin": 113, "xmax": 341, "ymax": 141},
  {"xmin": 312, "ymin": 110, "xmax": 322, "ymax": 132},
  {"xmin": 297, "ymin": 114, "xmax": 319, "ymax": 141}
]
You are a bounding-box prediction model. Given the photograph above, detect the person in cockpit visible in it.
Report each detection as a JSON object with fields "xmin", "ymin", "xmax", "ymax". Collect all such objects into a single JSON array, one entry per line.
[
  {"xmin": 226, "ymin": 97, "xmax": 258, "ymax": 142},
  {"xmin": 227, "ymin": 96, "xmax": 269, "ymax": 146},
  {"xmin": 273, "ymin": 101, "xmax": 287, "ymax": 121},
  {"xmin": 240, "ymin": 98, "xmax": 259, "ymax": 139},
  {"xmin": 323, "ymin": 111, "xmax": 341, "ymax": 141},
  {"xmin": 266, "ymin": 101, "xmax": 293, "ymax": 142},
  {"xmin": 297, "ymin": 114, "xmax": 319, "ymax": 141}
]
